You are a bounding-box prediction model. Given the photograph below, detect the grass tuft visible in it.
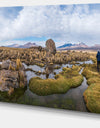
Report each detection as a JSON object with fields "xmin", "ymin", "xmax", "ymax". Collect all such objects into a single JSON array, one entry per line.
[{"xmin": 16, "ymin": 58, "xmax": 22, "ymax": 70}]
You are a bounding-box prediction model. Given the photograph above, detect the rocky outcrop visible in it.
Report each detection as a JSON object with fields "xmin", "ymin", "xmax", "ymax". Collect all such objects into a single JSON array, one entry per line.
[
  {"xmin": 0, "ymin": 59, "xmax": 25, "ymax": 70},
  {"xmin": 0, "ymin": 60, "xmax": 27, "ymax": 93},
  {"xmin": 0, "ymin": 60, "xmax": 11, "ymax": 69},
  {"xmin": 0, "ymin": 70, "xmax": 19, "ymax": 91},
  {"xmin": 46, "ymin": 39, "xmax": 56, "ymax": 55}
]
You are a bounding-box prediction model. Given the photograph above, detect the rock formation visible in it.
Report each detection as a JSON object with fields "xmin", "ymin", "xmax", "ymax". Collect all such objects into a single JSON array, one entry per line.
[
  {"xmin": 0, "ymin": 60, "xmax": 27, "ymax": 94},
  {"xmin": 0, "ymin": 59, "xmax": 25, "ymax": 70},
  {"xmin": 46, "ymin": 39, "xmax": 56, "ymax": 55}
]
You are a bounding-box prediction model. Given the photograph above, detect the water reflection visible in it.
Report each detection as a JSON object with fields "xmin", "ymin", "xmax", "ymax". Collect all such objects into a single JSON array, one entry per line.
[
  {"xmin": 23, "ymin": 60, "xmax": 93, "ymax": 83},
  {"xmin": 26, "ymin": 71, "xmax": 46, "ymax": 83},
  {"xmin": 16, "ymin": 75, "xmax": 88, "ymax": 112},
  {"xmin": 0, "ymin": 60, "xmax": 93, "ymax": 112}
]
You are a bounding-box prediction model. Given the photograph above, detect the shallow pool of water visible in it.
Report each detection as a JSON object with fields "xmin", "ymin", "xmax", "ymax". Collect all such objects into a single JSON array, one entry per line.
[
  {"xmin": 16, "ymin": 68, "xmax": 88, "ymax": 112},
  {"xmin": 0, "ymin": 60, "xmax": 93, "ymax": 112},
  {"xmin": 23, "ymin": 60, "xmax": 93, "ymax": 83},
  {"xmin": 15, "ymin": 60, "xmax": 93, "ymax": 111}
]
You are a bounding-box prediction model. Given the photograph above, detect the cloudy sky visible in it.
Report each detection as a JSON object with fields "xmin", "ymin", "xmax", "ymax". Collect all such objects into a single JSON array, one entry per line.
[{"xmin": 0, "ymin": 4, "xmax": 100, "ymax": 47}]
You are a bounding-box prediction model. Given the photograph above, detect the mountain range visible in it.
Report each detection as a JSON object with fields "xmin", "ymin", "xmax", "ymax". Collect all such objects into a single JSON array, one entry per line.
[
  {"xmin": 6, "ymin": 42, "xmax": 37, "ymax": 48},
  {"xmin": 58, "ymin": 42, "xmax": 88, "ymax": 49},
  {"xmin": 4, "ymin": 42, "xmax": 100, "ymax": 50}
]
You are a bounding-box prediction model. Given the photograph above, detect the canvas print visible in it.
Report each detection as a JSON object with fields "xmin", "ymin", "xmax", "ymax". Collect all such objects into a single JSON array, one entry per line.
[{"xmin": 0, "ymin": 4, "xmax": 100, "ymax": 114}]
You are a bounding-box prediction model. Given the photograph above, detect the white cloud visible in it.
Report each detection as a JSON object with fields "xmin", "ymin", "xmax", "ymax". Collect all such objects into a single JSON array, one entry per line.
[{"xmin": 0, "ymin": 5, "xmax": 100, "ymax": 46}]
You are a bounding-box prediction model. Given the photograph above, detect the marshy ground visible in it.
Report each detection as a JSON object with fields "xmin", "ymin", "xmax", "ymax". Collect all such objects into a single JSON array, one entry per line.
[
  {"xmin": 0, "ymin": 47, "xmax": 100, "ymax": 114},
  {"xmin": 29, "ymin": 65, "xmax": 83, "ymax": 96},
  {"xmin": 82, "ymin": 58, "xmax": 100, "ymax": 113}
]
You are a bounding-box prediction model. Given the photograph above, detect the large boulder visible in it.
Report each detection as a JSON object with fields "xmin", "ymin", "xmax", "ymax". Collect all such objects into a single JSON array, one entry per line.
[
  {"xmin": 0, "ymin": 70, "xmax": 19, "ymax": 91},
  {"xmin": 0, "ymin": 60, "xmax": 27, "ymax": 93},
  {"xmin": 46, "ymin": 39, "xmax": 56, "ymax": 55}
]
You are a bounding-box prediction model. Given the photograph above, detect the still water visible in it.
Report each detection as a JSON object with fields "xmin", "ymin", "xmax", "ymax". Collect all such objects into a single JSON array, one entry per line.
[
  {"xmin": 0, "ymin": 60, "xmax": 93, "ymax": 111},
  {"xmin": 14, "ymin": 60, "xmax": 93, "ymax": 112},
  {"xmin": 23, "ymin": 60, "xmax": 93, "ymax": 83}
]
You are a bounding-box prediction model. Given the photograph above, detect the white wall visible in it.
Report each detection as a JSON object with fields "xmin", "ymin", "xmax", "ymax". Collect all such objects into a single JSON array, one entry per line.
[
  {"xmin": 0, "ymin": 102, "xmax": 100, "ymax": 128},
  {"xmin": 0, "ymin": 0, "xmax": 100, "ymax": 7}
]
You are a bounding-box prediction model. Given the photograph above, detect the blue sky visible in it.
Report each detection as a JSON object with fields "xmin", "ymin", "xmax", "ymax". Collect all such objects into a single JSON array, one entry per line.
[{"xmin": 0, "ymin": 4, "xmax": 100, "ymax": 47}]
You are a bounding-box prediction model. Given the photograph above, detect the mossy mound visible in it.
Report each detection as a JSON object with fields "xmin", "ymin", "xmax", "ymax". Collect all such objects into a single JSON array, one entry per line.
[
  {"xmin": 87, "ymin": 77, "xmax": 100, "ymax": 85},
  {"xmin": 29, "ymin": 66, "xmax": 83, "ymax": 96},
  {"xmin": 83, "ymin": 83, "xmax": 100, "ymax": 113},
  {"xmin": 82, "ymin": 64, "xmax": 100, "ymax": 113},
  {"xmin": 82, "ymin": 67, "xmax": 99, "ymax": 79}
]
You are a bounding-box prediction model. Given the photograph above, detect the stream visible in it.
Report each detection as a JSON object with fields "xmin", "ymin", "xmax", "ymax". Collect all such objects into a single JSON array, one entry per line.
[{"xmin": 15, "ymin": 60, "xmax": 93, "ymax": 112}]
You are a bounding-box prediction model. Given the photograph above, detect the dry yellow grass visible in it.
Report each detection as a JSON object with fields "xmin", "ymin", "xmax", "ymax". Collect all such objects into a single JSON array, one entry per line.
[
  {"xmin": 0, "ymin": 47, "xmax": 90, "ymax": 66},
  {"xmin": 9, "ymin": 62, "xmax": 15, "ymax": 71},
  {"xmin": 16, "ymin": 58, "xmax": 22, "ymax": 70},
  {"xmin": 18, "ymin": 71, "xmax": 25, "ymax": 88}
]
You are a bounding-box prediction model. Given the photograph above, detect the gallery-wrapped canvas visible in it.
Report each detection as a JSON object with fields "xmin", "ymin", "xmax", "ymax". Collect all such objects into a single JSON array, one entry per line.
[{"xmin": 0, "ymin": 4, "xmax": 100, "ymax": 114}]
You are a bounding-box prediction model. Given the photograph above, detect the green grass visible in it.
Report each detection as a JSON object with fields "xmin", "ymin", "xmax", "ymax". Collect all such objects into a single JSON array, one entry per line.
[
  {"xmin": 82, "ymin": 63, "xmax": 100, "ymax": 113},
  {"xmin": 29, "ymin": 66, "xmax": 83, "ymax": 96},
  {"xmin": 83, "ymin": 83, "xmax": 100, "ymax": 113},
  {"xmin": 82, "ymin": 67, "xmax": 99, "ymax": 79}
]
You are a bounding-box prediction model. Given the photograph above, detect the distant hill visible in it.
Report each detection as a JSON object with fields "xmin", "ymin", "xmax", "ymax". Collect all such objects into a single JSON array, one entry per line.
[
  {"xmin": 89, "ymin": 44, "xmax": 100, "ymax": 50},
  {"xmin": 58, "ymin": 43, "xmax": 73, "ymax": 48},
  {"xmin": 6, "ymin": 44, "xmax": 20, "ymax": 48},
  {"xmin": 6, "ymin": 42, "xmax": 37, "ymax": 48},
  {"xmin": 3, "ymin": 41, "xmax": 100, "ymax": 51},
  {"xmin": 58, "ymin": 42, "xmax": 88, "ymax": 50}
]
